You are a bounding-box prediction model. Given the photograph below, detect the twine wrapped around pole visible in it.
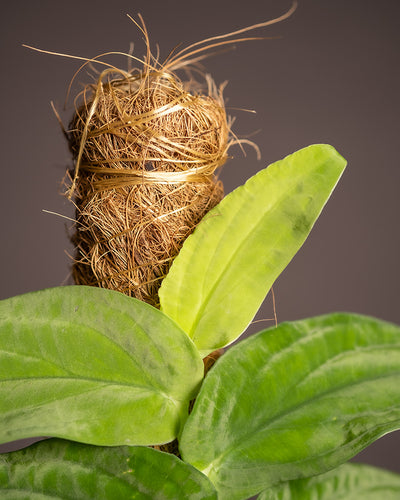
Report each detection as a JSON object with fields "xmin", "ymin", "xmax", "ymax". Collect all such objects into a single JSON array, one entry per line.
[{"xmin": 67, "ymin": 50, "xmax": 231, "ymax": 307}]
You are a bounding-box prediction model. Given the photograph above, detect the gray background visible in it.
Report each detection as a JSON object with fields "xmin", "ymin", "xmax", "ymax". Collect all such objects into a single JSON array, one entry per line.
[{"xmin": 1, "ymin": 0, "xmax": 399, "ymax": 474}]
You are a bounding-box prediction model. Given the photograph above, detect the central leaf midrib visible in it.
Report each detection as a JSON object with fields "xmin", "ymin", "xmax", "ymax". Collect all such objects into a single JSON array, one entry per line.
[
  {"xmin": 6, "ymin": 316, "xmax": 168, "ymax": 392},
  {"xmin": 0, "ymin": 374, "xmax": 159, "ymax": 390},
  {"xmin": 4, "ymin": 455, "xmax": 142, "ymax": 496},
  {"xmin": 0, "ymin": 381, "xmax": 176, "ymax": 425},
  {"xmin": 0, "ymin": 376, "xmax": 181, "ymax": 413}
]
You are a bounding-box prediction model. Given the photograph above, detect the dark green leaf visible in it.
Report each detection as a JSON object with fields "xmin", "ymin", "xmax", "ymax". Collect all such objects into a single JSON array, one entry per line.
[
  {"xmin": 159, "ymin": 144, "xmax": 346, "ymax": 356},
  {"xmin": 0, "ymin": 438, "xmax": 217, "ymax": 499},
  {"xmin": 179, "ymin": 313, "xmax": 400, "ymax": 500},
  {"xmin": 0, "ymin": 286, "xmax": 203, "ymax": 446},
  {"xmin": 258, "ymin": 463, "xmax": 400, "ymax": 499}
]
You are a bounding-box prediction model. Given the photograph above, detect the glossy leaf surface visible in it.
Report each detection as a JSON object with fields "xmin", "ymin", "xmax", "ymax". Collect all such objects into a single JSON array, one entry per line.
[
  {"xmin": 0, "ymin": 438, "xmax": 217, "ymax": 499},
  {"xmin": 0, "ymin": 286, "xmax": 203, "ymax": 446},
  {"xmin": 258, "ymin": 463, "xmax": 400, "ymax": 499},
  {"xmin": 179, "ymin": 313, "xmax": 400, "ymax": 500},
  {"xmin": 159, "ymin": 144, "xmax": 346, "ymax": 356}
]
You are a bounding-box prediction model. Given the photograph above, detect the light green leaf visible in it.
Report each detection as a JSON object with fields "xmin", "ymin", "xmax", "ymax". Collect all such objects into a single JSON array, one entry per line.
[
  {"xmin": 0, "ymin": 438, "xmax": 217, "ymax": 499},
  {"xmin": 258, "ymin": 463, "xmax": 400, "ymax": 499},
  {"xmin": 0, "ymin": 286, "xmax": 203, "ymax": 446},
  {"xmin": 179, "ymin": 313, "xmax": 400, "ymax": 500},
  {"xmin": 159, "ymin": 144, "xmax": 347, "ymax": 356}
]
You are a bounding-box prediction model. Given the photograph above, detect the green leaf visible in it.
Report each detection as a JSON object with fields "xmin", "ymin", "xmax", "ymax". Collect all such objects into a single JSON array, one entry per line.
[
  {"xmin": 258, "ymin": 463, "xmax": 400, "ymax": 499},
  {"xmin": 0, "ymin": 286, "xmax": 203, "ymax": 446},
  {"xmin": 0, "ymin": 438, "xmax": 217, "ymax": 499},
  {"xmin": 179, "ymin": 313, "xmax": 400, "ymax": 500},
  {"xmin": 159, "ymin": 144, "xmax": 347, "ymax": 356}
]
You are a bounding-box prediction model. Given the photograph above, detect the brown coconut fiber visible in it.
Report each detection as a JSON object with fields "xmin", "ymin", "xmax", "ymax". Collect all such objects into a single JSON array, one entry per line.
[
  {"xmin": 68, "ymin": 68, "xmax": 228, "ymax": 307},
  {"xmin": 50, "ymin": 4, "xmax": 297, "ymax": 308}
]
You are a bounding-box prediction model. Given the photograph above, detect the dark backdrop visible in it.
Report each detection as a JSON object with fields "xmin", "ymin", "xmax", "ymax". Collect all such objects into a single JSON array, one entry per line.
[{"xmin": 1, "ymin": 0, "xmax": 399, "ymax": 473}]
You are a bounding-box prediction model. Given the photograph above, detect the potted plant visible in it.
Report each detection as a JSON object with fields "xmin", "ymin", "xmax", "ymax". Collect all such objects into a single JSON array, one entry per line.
[{"xmin": 1, "ymin": 5, "xmax": 399, "ymax": 499}]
